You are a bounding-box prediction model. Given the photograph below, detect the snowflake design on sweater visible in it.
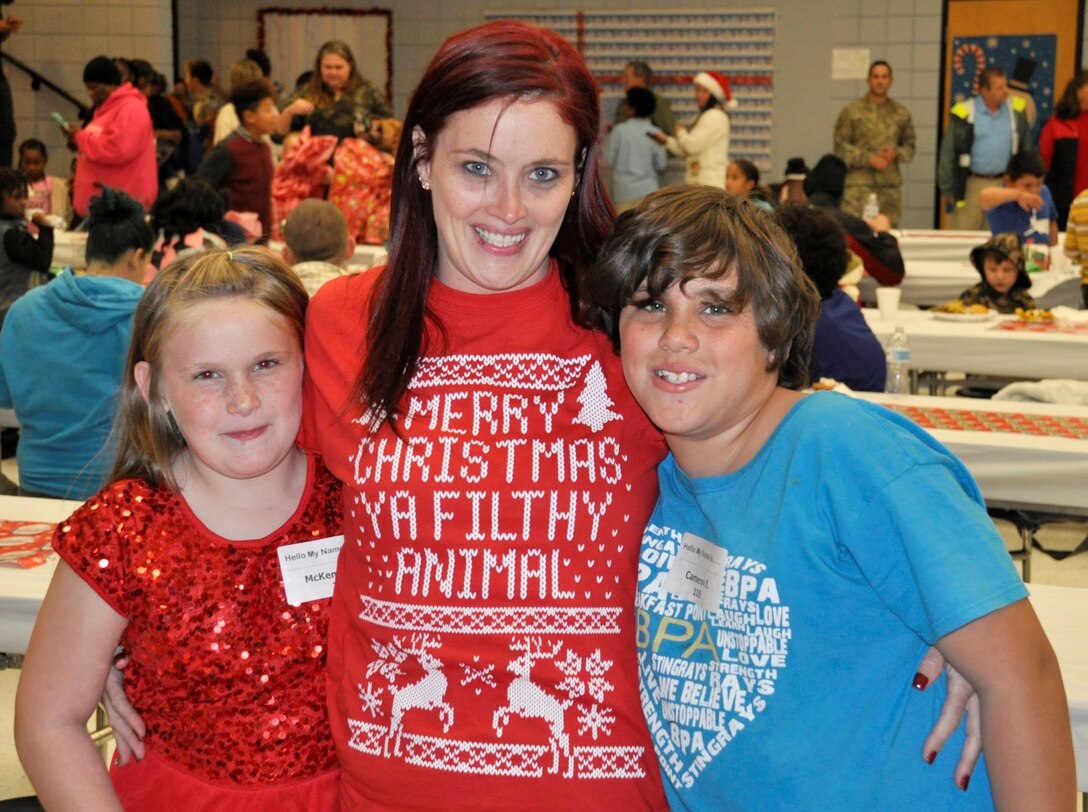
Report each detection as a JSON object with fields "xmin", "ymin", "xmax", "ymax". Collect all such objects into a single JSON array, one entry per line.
[
  {"xmin": 577, "ymin": 703, "xmax": 616, "ymax": 740},
  {"xmin": 555, "ymin": 647, "xmax": 616, "ymax": 704},
  {"xmin": 358, "ymin": 681, "xmax": 384, "ymax": 717}
]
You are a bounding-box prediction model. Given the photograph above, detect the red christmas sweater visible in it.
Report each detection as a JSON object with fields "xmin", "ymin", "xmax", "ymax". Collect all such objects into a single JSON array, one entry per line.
[{"xmin": 302, "ymin": 263, "xmax": 669, "ymax": 811}]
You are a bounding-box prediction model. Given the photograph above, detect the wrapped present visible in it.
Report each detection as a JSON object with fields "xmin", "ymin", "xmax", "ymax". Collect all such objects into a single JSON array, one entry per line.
[
  {"xmin": 270, "ymin": 127, "xmax": 337, "ymax": 240},
  {"xmin": 328, "ymin": 137, "xmax": 394, "ymax": 246}
]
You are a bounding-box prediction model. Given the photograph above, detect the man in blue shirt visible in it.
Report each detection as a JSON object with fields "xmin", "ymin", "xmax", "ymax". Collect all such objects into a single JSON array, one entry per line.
[{"xmin": 937, "ymin": 66, "xmax": 1033, "ymax": 229}]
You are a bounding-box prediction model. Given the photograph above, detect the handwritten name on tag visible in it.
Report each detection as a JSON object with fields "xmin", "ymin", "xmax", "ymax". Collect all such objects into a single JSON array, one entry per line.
[
  {"xmin": 661, "ymin": 531, "xmax": 728, "ymax": 611},
  {"xmin": 277, "ymin": 535, "xmax": 344, "ymax": 605}
]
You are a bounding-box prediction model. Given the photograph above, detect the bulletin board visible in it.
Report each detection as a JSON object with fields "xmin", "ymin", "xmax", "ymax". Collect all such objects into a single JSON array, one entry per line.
[
  {"xmin": 949, "ymin": 34, "xmax": 1057, "ymax": 143},
  {"xmin": 486, "ymin": 9, "xmax": 776, "ymax": 174},
  {"xmin": 937, "ymin": 0, "xmax": 1081, "ymax": 226}
]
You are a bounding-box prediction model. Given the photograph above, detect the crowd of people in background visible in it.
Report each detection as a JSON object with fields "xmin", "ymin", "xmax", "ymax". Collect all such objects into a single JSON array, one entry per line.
[
  {"xmin": 0, "ymin": 41, "xmax": 1077, "ymax": 500},
  {"xmin": 0, "ymin": 38, "xmax": 1078, "ymax": 476},
  {"xmin": 0, "ymin": 42, "xmax": 399, "ymax": 255},
  {"xmin": 1, "ymin": 46, "xmax": 1083, "ymax": 297}
]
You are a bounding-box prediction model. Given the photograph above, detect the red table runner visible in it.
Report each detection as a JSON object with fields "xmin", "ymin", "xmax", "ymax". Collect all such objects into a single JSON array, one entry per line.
[
  {"xmin": 992, "ymin": 320, "xmax": 1088, "ymax": 334},
  {"xmin": 882, "ymin": 403, "xmax": 1088, "ymax": 440},
  {"xmin": 0, "ymin": 519, "xmax": 57, "ymax": 569}
]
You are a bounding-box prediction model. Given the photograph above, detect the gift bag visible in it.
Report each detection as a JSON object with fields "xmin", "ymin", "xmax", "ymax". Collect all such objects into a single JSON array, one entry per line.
[{"xmin": 327, "ymin": 137, "xmax": 394, "ymax": 246}]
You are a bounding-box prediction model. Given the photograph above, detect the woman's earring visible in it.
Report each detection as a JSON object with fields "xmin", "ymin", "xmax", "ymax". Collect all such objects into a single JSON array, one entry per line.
[{"xmin": 419, "ymin": 176, "xmax": 431, "ymax": 191}]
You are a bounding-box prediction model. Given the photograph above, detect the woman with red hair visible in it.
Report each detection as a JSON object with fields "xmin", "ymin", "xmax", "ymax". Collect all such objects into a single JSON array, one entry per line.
[{"xmin": 301, "ymin": 20, "xmax": 669, "ymax": 810}]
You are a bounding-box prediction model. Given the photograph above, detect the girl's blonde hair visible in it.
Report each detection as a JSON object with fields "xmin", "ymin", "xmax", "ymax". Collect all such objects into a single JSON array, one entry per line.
[{"xmin": 108, "ymin": 247, "xmax": 308, "ymax": 491}]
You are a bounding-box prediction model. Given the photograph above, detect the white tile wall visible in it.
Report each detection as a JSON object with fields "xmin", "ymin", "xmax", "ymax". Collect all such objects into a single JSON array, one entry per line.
[
  {"xmin": 6, "ymin": 0, "xmax": 1084, "ymax": 229},
  {"xmin": 2, "ymin": 0, "xmax": 172, "ymax": 189}
]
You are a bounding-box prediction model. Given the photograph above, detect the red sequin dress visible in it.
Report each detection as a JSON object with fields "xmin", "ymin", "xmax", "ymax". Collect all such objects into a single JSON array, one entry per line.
[{"xmin": 54, "ymin": 453, "xmax": 342, "ymax": 811}]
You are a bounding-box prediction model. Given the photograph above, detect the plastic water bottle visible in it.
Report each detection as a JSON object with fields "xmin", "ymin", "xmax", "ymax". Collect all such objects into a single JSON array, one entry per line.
[
  {"xmin": 884, "ymin": 326, "xmax": 911, "ymax": 394},
  {"xmin": 863, "ymin": 192, "xmax": 880, "ymax": 220},
  {"xmin": 885, "ymin": 327, "xmax": 911, "ymax": 394}
]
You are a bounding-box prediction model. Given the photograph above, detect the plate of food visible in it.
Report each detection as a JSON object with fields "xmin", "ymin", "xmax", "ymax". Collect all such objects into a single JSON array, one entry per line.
[
  {"xmin": 931, "ymin": 301, "xmax": 996, "ymax": 321},
  {"xmin": 1014, "ymin": 307, "xmax": 1054, "ymax": 324}
]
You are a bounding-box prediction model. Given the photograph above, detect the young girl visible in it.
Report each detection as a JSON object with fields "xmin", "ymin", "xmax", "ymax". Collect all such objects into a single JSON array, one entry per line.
[
  {"xmin": 19, "ymin": 138, "xmax": 71, "ymax": 227},
  {"xmin": 724, "ymin": 158, "xmax": 773, "ymax": 210},
  {"xmin": 15, "ymin": 247, "xmax": 341, "ymax": 810},
  {"xmin": 587, "ymin": 186, "xmax": 1075, "ymax": 810},
  {"xmin": 0, "ymin": 167, "xmax": 54, "ymax": 325},
  {"xmin": 149, "ymin": 178, "xmax": 246, "ymax": 273}
]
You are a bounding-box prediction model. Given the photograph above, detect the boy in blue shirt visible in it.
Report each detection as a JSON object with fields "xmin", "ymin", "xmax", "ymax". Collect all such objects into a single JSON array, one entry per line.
[
  {"xmin": 980, "ymin": 151, "xmax": 1058, "ymax": 268},
  {"xmin": 604, "ymin": 87, "xmax": 667, "ymax": 212},
  {"xmin": 586, "ymin": 186, "xmax": 1074, "ymax": 811}
]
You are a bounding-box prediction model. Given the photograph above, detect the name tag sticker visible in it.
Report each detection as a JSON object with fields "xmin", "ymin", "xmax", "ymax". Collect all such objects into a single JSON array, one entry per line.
[
  {"xmin": 661, "ymin": 531, "xmax": 728, "ymax": 611},
  {"xmin": 278, "ymin": 535, "xmax": 344, "ymax": 605}
]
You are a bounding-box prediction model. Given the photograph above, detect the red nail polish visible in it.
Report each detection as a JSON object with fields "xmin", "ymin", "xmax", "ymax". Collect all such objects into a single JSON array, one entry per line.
[
  {"xmin": 912, "ymin": 672, "xmax": 929, "ymax": 690},
  {"xmin": 925, "ymin": 751, "xmax": 936, "ymax": 765},
  {"xmin": 959, "ymin": 774, "xmax": 971, "ymax": 792}
]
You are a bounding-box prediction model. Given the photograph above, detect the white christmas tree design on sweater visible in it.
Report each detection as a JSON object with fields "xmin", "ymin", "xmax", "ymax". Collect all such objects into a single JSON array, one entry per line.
[{"xmin": 574, "ymin": 361, "xmax": 622, "ymax": 432}]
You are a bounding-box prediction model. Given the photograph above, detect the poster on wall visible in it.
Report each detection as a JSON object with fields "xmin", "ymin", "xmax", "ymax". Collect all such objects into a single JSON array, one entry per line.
[
  {"xmin": 950, "ymin": 34, "xmax": 1057, "ymax": 142},
  {"xmin": 486, "ymin": 9, "xmax": 776, "ymax": 174}
]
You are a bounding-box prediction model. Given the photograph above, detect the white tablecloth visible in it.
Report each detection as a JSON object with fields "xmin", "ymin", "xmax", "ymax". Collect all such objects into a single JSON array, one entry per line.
[
  {"xmin": 850, "ymin": 393, "xmax": 1088, "ymax": 514},
  {"xmin": 863, "ymin": 308, "xmax": 1088, "ymax": 381},
  {"xmin": 869, "ymin": 260, "xmax": 1083, "ymax": 310},
  {"xmin": 51, "ymin": 230, "xmax": 88, "ymax": 270},
  {"xmin": 892, "ymin": 229, "xmax": 991, "ymax": 263},
  {"xmin": 0, "ymin": 496, "xmax": 82, "ymax": 654},
  {"xmin": 348, "ymin": 244, "xmax": 387, "ymax": 270},
  {"xmin": 1026, "ymin": 583, "xmax": 1088, "ymax": 791}
]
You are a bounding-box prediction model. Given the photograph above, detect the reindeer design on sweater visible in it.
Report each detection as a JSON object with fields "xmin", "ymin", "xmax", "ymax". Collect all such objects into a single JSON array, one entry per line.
[
  {"xmin": 493, "ymin": 637, "xmax": 574, "ymax": 777},
  {"xmin": 380, "ymin": 634, "xmax": 454, "ymax": 757}
]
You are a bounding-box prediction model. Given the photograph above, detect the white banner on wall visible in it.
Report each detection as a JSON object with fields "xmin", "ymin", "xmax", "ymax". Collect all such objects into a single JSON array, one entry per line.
[{"xmin": 260, "ymin": 9, "xmax": 391, "ymax": 101}]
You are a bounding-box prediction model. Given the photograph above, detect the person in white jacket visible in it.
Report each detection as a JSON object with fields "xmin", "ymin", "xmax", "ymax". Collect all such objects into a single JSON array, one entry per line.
[{"xmin": 652, "ymin": 70, "xmax": 736, "ymax": 188}]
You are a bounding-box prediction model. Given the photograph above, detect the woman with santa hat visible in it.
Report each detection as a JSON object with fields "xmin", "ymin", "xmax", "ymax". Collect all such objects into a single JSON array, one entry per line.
[{"xmin": 651, "ymin": 69, "xmax": 737, "ymax": 187}]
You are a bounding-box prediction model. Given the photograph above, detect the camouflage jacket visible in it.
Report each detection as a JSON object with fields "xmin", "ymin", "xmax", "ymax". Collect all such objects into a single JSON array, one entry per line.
[
  {"xmin": 288, "ymin": 81, "xmax": 393, "ymax": 140},
  {"xmin": 833, "ymin": 96, "xmax": 916, "ymax": 187},
  {"xmin": 959, "ymin": 280, "xmax": 1036, "ymax": 314}
]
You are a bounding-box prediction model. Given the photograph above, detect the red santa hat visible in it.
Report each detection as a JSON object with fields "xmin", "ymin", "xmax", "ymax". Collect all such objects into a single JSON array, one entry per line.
[{"xmin": 693, "ymin": 70, "xmax": 739, "ymax": 110}]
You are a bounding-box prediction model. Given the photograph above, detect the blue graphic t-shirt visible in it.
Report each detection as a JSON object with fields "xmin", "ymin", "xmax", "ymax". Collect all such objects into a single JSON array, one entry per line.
[
  {"xmin": 985, "ymin": 183, "xmax": 1058, "ymax": 246},
  {"xmin": 636, "ymin": 392, "xmax": 1026, "ymax": 811}
]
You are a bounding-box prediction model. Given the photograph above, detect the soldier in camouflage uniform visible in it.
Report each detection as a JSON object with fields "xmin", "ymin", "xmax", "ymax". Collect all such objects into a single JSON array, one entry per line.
[{"xmin": 833, "ymin": 61, "xmax": 916, "ymax": 226}]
